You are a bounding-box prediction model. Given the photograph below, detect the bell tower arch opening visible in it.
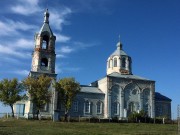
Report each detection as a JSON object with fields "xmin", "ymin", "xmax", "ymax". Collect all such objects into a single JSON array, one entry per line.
[
  {"xmin": 42, "ymin": 35, "xmax": 49, "ymax": 50},
  {"xmin": 41, "ymin": 58, "xmax": 48, "ymax": 67}
]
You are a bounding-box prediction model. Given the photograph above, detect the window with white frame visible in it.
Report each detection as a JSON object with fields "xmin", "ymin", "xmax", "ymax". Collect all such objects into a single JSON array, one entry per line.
[
  {"xmin": 114, "ymin": 102, "xmax": 119, "ymax": 115},
  {"xmin": 114, "ymin": 58, "xmax": 117, "ymax": 67},
  {"xmin": 73, "ymin": 101, "xmax": 78, "ymax": 112},
  {"xmin": 41, "ymin": 104, "xmax": 48, "ymax": 112},
  {"xmin": 97, "ymin": 101, "xmax": 102, "ymax": 114},
  {"xmin": 122, "ymin": 57, "xmax": 126, "ymax": 68},
  {"xmin": 85, "ymin": 101, "xmax": 90, "ymax": 113}
]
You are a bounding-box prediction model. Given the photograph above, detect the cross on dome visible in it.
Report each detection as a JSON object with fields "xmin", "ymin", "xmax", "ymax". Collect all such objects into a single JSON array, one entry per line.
[{"xmin": 117, "ymin": 35, "xmax": 122, "ymax": 50}]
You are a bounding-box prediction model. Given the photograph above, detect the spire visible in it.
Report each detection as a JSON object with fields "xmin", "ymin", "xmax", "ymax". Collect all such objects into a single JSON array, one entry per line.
[
  {"xmin": 117, "ymin": 35, "xmax": 122, "ymax": 50},
  {"xmin": 44, "ymin": 9, "xmax": 49, "ymax": 23},
  {"xmin": 39, "ymin": 9, "xmax": 53, "ymax": 36}
]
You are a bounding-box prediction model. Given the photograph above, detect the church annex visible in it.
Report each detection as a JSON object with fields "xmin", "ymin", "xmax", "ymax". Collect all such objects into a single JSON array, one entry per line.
[{"xmin": 14, "ymin": 9, "xmax": 171, "ymax": 120}]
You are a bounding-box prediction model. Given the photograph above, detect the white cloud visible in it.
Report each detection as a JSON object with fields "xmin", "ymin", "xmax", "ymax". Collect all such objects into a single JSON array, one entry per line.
[
  {"xmin": 59, "ymin": 46, "xmax": 74, "ymax": 54},
  {"xmin": 56, "ymin": 54, "xmax": 67, "ymax": 58},
  {"xmin": 0, "ymin": 57, "xmax": 21, "ymax": 64},
  {"xmin": 13, "ymin": 70, "xmax": 29, "ymax": 76},
  {"xmin": 0, "ymin": 44, "xmax": 24, "ymax": 57},
  {"xmin": 55, "ymin": 41, "xmax": 98, "ymax": 59},
  {"xmin": 73, "ymin": 41, "xmax": 98, "ymax": 49},
  {"xmin": 0, "ymin": 21, "xmax": 15, "ymax": 36},
  {"xmin": 15, "ymin": 39, "xmax": 34, "ymax": 49},
  {"xmin": 50, "ymin": 8, "xmax": 72, "ymax": 31},
  {"xmin": 55, "ymin": 34, "xmax": 71, "ymax": 43},
  {"xmin": 11, "ymin": 0, "xmax": 41, "ymax": 15},
  {"xmin": 55, "ymin": 65, "xmax": 81, "ymax": 74},
  {"xmin": 0, "ymin": 44, "xmax": 31, "ymax": 58},
  {"xmin": 0, "ymin": 20, "xmax": 36, "ymax": 36}
]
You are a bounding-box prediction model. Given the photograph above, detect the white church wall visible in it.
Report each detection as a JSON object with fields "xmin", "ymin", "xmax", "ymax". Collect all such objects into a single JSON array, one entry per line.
[
  {"xmin": 57, "ymin": 92, "xmax": 105, "ymax": 118},
  {"xmin": 98, "ymin": 77, "xmax": 108, "ymax": 118}
]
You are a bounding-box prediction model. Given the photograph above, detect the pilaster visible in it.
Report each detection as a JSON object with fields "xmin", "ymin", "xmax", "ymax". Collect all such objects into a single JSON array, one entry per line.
[{"xmin": 120, "ymin": 90, "xmax": 124, "ymax": 118}]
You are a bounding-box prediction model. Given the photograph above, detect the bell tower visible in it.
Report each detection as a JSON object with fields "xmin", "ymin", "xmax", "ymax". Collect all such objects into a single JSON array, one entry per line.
[{"xmin": 30, "ymin": 9, "xmax": 57, "ymax": 78}]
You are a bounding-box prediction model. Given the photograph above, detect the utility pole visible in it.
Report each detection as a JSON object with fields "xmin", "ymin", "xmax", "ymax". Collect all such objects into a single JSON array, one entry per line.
[{"xmin": 178, "ymin": 105, "xmax": 180, "ymax": 135}]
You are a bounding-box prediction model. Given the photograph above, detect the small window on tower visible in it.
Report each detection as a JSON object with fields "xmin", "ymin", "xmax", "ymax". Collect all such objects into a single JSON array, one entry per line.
[
  {"xmin": 114, "ymin": 58, "xmax": 117, "ymax": 67},
  {"xmin": 122, "ymin": 57, "xmax": 126, "ymax": 68},
  {"xmin": 42, "ymin": 35, "xmax": 49, "ymax": 50},
  {"xmin": 41, "ymin": 58, "xmax": 48, "ymax": 67},
  {"xmin": 42, "ymin": 41, "xmax": 47, "ymax": 49}
]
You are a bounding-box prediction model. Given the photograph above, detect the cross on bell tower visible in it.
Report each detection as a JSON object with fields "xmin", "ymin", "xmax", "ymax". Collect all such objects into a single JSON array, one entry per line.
[{"xmin": 30, "ymin": 9, "xmax": 57, "ymax": 78}]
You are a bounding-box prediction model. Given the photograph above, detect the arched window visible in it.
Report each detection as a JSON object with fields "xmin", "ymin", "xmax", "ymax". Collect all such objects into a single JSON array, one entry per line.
[
  {"xmin": 114, "ymin": 102, "xmax": 119, "ymax": 115},
  {"xmin": 129, "ymin": 102, "xmax": 135, "ymax": 113},
  {"xmin": 41, "ymin": 58, "xmax": 48, "ymax": 67},
  {"xmin": 97, "ymin": 101, "xmax": 102, "ymax": 114},
  {"xmin": 112, "ymin": 85, "xmax": 119, "ymax": 94},
  {"xmin": 144, "ymin": 104, "xmax": 148, "ymax": 113},
  {"xmin": 73, "ymin": 101, "xmax": 78, "ymax": 112},
  {"xmin": 114, "ymin": 58, "xmax": 117, "ymax": 67},
  {"xmin": 85, "ymin": 101, "xmax": 90, "ymax": 113},
  {"xmin": 143, "ymin": 89, "xmax": 150, "ymax": 101},
  {"xmin": 122, "ymin": 57, "xmax": 126, "ymax": 68},
  {"xmin": 42, "ymin": 35, "xmax": 49, "ymax": 50}
]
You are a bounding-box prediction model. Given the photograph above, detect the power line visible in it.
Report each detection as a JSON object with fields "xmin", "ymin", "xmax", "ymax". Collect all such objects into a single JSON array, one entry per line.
[{"xmin": 178, "ymin": 105, "xmax": 180, "ymax": 134}]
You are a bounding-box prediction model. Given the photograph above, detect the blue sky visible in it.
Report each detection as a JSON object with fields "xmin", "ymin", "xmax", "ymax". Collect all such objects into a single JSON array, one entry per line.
[{"xmin": 0, "ymin": 0, "xmax": 179, "ymax": 118}]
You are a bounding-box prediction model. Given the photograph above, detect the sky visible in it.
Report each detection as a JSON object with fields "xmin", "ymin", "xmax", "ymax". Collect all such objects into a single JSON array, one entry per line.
[{"xmin": 0, "ymin": 0, "xmax": 179, "ymax": 118}]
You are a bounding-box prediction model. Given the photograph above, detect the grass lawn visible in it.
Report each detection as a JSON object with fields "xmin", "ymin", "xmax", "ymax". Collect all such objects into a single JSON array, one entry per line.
[{"xmin": 0, "ymin": 119, "xmax": 178, "ymax": 135}]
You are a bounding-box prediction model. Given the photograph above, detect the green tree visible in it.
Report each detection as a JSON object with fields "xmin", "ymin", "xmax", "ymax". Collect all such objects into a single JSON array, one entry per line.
[
  {"xmin": 55, "ymin": 77, "xmax": 80, "ymax": 121},
  {"xmin": 23, "ymin": 75, "xmax": 52, "ymax": 119},
  {"xmin": 0, "ymin": 78, "xmax": 26, "ymax": 117},
  {"xmin": 128, "ymin": 110, "xmax": 149, "ymax": 123}
]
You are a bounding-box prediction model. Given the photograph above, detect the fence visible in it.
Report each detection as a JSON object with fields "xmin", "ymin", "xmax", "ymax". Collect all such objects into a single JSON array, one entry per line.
[
  {"xmin": 0, "ymin": 113, "xmax": 53, "ymax": 120},
  {"xmin": 0, "ymin": 112, "xmax": 175, "ymax": 124}
]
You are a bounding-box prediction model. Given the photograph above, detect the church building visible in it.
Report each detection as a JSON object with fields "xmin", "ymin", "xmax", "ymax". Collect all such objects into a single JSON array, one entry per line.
[
  {"xmin": 64, "ymin": 40, "xmax": 156, "ymax": 119},
  {"xmin": 14, "ymin": 9, "xmax": 171, "ymax": 120}
]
